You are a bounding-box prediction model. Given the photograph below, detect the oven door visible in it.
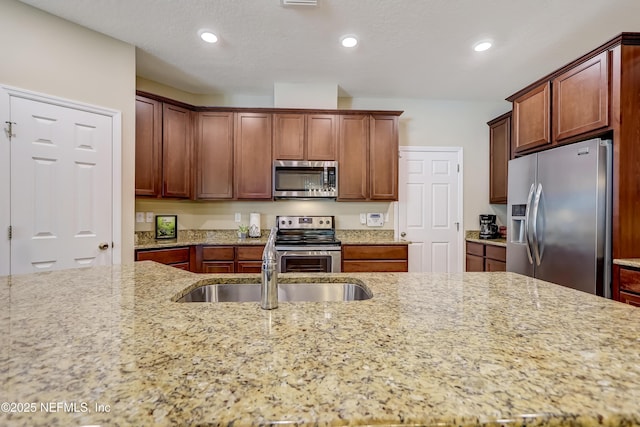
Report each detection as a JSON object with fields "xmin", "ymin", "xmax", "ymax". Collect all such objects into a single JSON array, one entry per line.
[{"xmin": 277, "ymin": 250, "xmax": 341, "ymax": 273}]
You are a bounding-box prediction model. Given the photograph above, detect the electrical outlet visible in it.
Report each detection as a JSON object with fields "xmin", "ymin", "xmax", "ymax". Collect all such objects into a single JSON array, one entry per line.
[
  {"xmin": 235, "ymin": 212, "xmax": 241, "ymax": 222},
  {"xmin": 146, "ymin": 212, "xmax": 154, "ymax": 223},
  {"xmin": 360, "ymin": 213, "xmax": 366, "ymax": 224},
  {"xmin": 135, "ymin": 212, "xmax": 145, "ymax": 223}
]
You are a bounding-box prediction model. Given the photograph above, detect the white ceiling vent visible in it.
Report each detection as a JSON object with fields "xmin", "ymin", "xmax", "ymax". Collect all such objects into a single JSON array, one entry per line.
[{"xmin": 281, "ymin": 0, "xmax": 318, "ymax": 6}]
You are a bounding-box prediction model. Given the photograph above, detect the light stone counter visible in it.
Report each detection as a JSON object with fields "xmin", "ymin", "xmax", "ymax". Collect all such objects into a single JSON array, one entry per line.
[
  {"xmin": 465, "ymin": 230, "xmax": 507, "ymax": 248},
  {"xmin": 614, "ymin": 259, "xmax": 640, "ymax": 269},
  {"xmin": 1, "ymin": 264, "xmax": 640, "ymax": 426}
]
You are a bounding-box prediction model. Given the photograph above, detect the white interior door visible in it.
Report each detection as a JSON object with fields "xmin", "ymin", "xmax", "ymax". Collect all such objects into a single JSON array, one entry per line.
[
  {"xmin": 398, "ymin": 147, "xmax": 462, "ymax": 272},
  {"xmin": 9, "ymin": 96, "xmax": 113, "ymax": 274}
]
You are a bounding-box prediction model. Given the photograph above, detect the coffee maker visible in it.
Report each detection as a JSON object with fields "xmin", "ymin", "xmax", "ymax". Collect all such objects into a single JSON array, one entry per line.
[{"xmin": 479, "ymin": 214, "xmax": 499, "ymax": 239}]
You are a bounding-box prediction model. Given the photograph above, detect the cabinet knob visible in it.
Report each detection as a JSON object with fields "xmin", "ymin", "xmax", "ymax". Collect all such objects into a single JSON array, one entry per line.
[{"xmin": 98, "ymin": 242, "xmax": 110, "ymax": 251}]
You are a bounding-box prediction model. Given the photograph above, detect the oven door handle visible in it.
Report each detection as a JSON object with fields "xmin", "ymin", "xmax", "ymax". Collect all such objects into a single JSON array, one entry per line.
[{"xmin": 277, "ymin": 250, "xmax": 336, "ymax": 257}]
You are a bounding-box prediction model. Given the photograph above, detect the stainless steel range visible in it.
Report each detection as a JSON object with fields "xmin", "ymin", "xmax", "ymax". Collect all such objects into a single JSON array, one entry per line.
[{"xmin": 275, "ymin": 215, "xmax": 341, "ymax": 273}]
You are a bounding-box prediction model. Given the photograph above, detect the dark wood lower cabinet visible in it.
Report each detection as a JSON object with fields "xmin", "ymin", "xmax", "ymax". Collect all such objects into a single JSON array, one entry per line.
[
  {"xmin": 615, "ymin": 264, "xmax": 640, "ymax": 307},
  {"xmin": 465, "ymin": 254, "xmax": 484, "ymax": 272},
  {"xmin": 465, "ymin": 241, "xmax": 506, "ymax": 272},
  {"xmin": 342, "ymin": 244, "xmax": 408, "ymax": 272},
  {"xmin": 135, "ymin": 247, "xmax": 193, "ymax": 271}
]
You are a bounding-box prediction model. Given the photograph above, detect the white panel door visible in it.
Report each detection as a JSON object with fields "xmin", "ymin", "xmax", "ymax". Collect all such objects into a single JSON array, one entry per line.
[
  {"xmin": 398, "ymin": 147, "xmax": 462, "ymax": 272},
  {"xmin": 10, "ymin": 96, "xmax": 112, "ymax": 274}
]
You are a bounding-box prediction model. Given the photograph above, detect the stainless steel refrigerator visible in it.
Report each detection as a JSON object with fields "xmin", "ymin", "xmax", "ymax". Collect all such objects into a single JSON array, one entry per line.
[{"xmin": 506, "ymin": 138, "xmax": 612, "ymax": 297}]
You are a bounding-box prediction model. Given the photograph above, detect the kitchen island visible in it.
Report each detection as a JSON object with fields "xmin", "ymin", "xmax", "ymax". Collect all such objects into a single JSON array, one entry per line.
[{"xmin": 1, "ymin": 263, "xmax": 640, "ymax": 426}]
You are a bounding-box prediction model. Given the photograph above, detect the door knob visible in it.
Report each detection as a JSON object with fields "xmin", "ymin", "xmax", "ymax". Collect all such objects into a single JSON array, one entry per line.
[
  {"xmin": 98, "ymin": 242, "xmax": 109, "ymax": 250},
  {"xmin": 400, "ymin": 232, "xmax": 406, "ymax": 237}
]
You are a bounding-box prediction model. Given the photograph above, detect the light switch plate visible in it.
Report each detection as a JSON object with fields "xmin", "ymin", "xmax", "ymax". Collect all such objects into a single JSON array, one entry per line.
[
  {"xmin": 360, "ymin": 213, "xmax": 367, "ymax": 224},
  {"xmin": 146, "ymin": 212, "xmax": 154, "ymax": 223},
  {"xmin": 235, "ymin": 212, "xmax": 241, "ymax": 222},
  {"xmin": 136, "ymin": 212, "xmax": 144, "ymax": 223}
]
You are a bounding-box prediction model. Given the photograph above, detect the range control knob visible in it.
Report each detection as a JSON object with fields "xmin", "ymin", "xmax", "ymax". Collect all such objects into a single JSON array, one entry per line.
[{"xmin": 319, "ymin": 220, "xmax": 324, "ymax": 224}]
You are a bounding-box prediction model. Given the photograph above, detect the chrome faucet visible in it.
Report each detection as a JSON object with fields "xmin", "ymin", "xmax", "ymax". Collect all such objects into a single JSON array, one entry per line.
[{"xmin": 261, "ymin": 227, "xmax": 278, "ymax": 310}]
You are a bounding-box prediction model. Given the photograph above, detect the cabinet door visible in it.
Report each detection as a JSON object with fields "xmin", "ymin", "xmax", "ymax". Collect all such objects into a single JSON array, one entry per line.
[
  {"xmin": 162, "ymin": 103, "xmax": 192, "ymax": 198},
  {"xmin": 196, "ymin": 112, "xmax": 234, "ymax": 199},
  {"xmin": 488, "ymin": 113, "xmax": 511, "ymax": 204},
  {"xmin": 201, "ymin": 261, "xmax": 235, "ymax": 273},
  {"xmin": 485, "ymin": 258, "xmax": 506, "ymax": 272},
  {"xmin": 369, "ymin": 115, "xmax": 399, "ymax": 200},
  {"xmin": 236, "ymin": 261, "xmax": 262, "ymax": 273},
  {"xmin": 135, "ymin": 96, "xmax": 162, "ymax": 196},
  {"xmin": 235, "ymin": 112, "xmax": 272, "ymax": 199},
  {"xmin": 465, "ymin": 254, "xmax": 484, "ymax": 272},
  {"xmin": 512, "ymin": 82, "xmax": 551, "ymax": 154},
  {"xmin": 338, "ymin": 115, "xmax": 369, "ymax": 200},
  {"xmin": 620, "ymin": 291, "xmax": 640, "ymax": 308},
  {"xmin": 306, "ymin": 114, "xmax": 337, "ymax": 160},
  {"xmin": 553, "ymin": 51, "xmax": 609, "ymax": 142},
  {"xmin": 273, "ymin": 113, "xmax": 305, "ymax": 160}
]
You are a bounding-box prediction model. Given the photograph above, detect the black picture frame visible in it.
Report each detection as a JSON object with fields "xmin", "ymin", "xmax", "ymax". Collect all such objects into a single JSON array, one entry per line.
[{"xmin": 155, "ymin": 215, "xmax": 177, "ymax": 240}]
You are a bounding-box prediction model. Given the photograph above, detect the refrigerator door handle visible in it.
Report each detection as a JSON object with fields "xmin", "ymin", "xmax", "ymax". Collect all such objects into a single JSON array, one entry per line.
[
  {"xmin": 532, "ymin": 183, "xmax": 543, "ymax": 266},
  {"xmin": 524, "ymin": 183, "xmax": 535, "ymax": 265}
]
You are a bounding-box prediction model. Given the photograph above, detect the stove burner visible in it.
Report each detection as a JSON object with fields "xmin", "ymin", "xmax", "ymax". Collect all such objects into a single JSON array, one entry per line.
[{"xmin": 275, "ymin": 215, "xmax": 339, "ymax": 246}]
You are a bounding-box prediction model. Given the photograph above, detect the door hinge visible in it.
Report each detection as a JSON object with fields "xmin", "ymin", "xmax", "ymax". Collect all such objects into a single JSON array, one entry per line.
[
  {"xmin": 4, "ymin": 121, "xmax": 16, "ymax": 139},
  {"xmin": 455, "ymin": 222, "xmax": 459, "ymax": 231},
  {"xmin": 8, "ymin": 225, "xmax": 12, "ymax": 240},
  {"xmin": 457, "ymin": 164, "xmax": 460, "ymax": 173}
]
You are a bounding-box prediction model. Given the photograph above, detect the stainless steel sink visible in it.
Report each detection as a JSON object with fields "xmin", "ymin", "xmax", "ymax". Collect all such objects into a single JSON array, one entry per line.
[{"xmin": 177, "ymin": 282, "xmax": 372, "ymax": 303}]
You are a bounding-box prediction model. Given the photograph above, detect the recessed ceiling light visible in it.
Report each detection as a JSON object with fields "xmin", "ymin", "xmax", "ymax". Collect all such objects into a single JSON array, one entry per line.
[
  {"xmin": 340, "ymin": 35, "xmax": 358, "ymax": 48},
  {"xmin": 473, "ymin": 41, "xmax": 492, "ymax": 52},
  {"xmin": 199, "ymin": 30, "xmax": 218, "ymax": 44}
]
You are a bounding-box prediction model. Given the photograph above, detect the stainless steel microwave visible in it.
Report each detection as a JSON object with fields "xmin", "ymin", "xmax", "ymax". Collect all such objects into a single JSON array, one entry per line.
[{"xmin": 273, "ymin": 160, "xmax": 337, "ymax": 199}]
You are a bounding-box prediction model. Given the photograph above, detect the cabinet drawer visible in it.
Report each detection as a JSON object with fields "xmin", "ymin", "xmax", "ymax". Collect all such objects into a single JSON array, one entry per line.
[
  {"xmin": 342, "ymin": 245, "xmax": 408, "ymax": 260},
  {"xmin": 202, "ymin": 246, "xmax": 235, "ymax": 261},
  {"xmin": 485, "ymin": 245, "xmax": 506, "ymax": 262},
  {"xmin": 619, "ymin": 268, "xmax": 640, "ymax": 294},
  {"xmin": 620, "ymin": 290, "xmax": 640, "ymax": 308},
  {"xmin": 236, "ymin": 246, "xmax": 265, "ymax": 261},
  {"xmin": 465, "ymin": 242, "xmax": 484, "ymax": 257},
  {"xmin": 342, "ymin": 260, "xmax": 408, "ymax": 272},
  {"xmin": 136, "ymin": 247, "xmax": 190, "ymax": 264}
]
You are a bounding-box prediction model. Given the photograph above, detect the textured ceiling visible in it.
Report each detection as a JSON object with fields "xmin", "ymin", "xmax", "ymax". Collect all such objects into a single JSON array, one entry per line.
[{"xmin": 18, "ymin": 0, "xmax": 640, "ymax": 101}]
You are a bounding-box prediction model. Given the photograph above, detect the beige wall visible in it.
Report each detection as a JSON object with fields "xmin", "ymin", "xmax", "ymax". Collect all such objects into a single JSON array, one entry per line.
[{"xmin": 1, "ymin": 0, "xmax": 136, "ymax": 262}]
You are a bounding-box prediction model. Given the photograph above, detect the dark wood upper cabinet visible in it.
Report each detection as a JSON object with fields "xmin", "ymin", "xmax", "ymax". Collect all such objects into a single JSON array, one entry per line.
[
  {"xmin": 552, "ymin": 51, "xmax": 609, "ymax": 142},
  {"xmin": 306, "ymin": 114, "xmax": 338, "ymax": 160},
  {"xmin": 338, "ymin": 115, "xmax": 369, "ymax": 200},
  {"xmin": 135, "ymin": 96, "xmax": 162, "ymax": 196},
  {"xmin": 234, "ymin": 112, "xmax": 272, "ymax": 199},
  {"xmin": 273, "ymin": 113, "xmax": 305, "ymax": 160},
  {"xmin": 488, "ymin": 112, "xmax": 511, "ymax": 204},
  {"xmin": 195, "ymin": 111, "xmax": 234, "ymax": 199},
  {"xmin": 512, "ymin": 81, "xmax": 551, "ymax": 154},
  {"xmin": 273, "ymin": 113, "xmax": 337, "ymax": 160},
  {"xmin": 369, "ymin": 115, "xmax": 399, "ymax": 200},
  {"xmin": 162, "ymin": 103, "xmax": 192, "ymax": 198}
]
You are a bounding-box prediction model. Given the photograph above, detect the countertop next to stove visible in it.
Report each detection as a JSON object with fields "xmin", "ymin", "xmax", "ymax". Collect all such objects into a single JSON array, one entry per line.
[
  {"xmin": 2, "ymin": 263, "xmax": 640, "ymax": 426},
  {"xmin": 135, "ymin": 229, "xmax": 408, "ymax": 250}
]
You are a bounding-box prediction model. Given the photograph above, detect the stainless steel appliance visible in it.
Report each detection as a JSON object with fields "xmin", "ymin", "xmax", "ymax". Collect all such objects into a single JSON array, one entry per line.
[
  {"xmin": 507, "ymin": 138, "xmax": 612, "ymax": 296},
  {"xmin": 479, "ymin": 214, "xmax": 499, "ymax": 239},
  {"xmin": 273, "ymin": 160, "xmax": 337, "ymax": 199},
  {"xmin": 275, "ymin": 215, "xmax": 341, "ymax": 273}
]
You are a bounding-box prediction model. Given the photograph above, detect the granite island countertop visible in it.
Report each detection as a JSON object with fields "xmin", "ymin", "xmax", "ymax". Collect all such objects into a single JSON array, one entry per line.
[{"xmin": 2, "ymin": 264, "xmax": 640, "ymax": 426}]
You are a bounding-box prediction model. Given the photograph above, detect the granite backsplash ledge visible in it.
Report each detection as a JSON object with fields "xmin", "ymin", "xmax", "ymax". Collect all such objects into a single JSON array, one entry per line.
[{"xmin": 135, "ymin": 229, "xmax": 400, "ymax": 247}]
